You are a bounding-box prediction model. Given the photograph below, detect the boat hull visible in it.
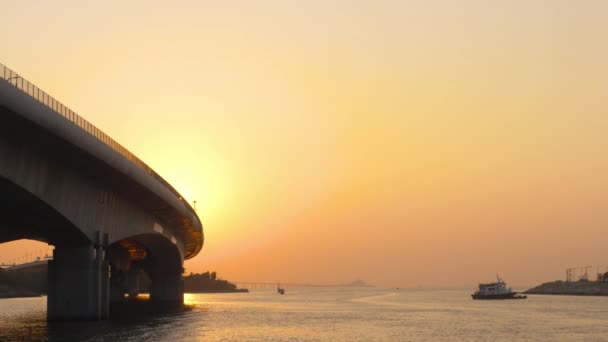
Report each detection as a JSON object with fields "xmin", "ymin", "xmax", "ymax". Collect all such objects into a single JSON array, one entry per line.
[{"xmin": 471, "ymin": 292, "xmax": 527, "ymax": 300}]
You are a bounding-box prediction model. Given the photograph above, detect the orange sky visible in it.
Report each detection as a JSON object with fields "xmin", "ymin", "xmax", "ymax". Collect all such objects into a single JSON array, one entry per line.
[{"xmin": 1, "ymin": 1, "xmax": 608, "ymax": 287}]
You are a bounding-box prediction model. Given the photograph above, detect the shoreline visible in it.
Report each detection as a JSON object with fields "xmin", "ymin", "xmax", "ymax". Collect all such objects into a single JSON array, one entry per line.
[
  {"xmin": 0, "ymin": 291, "xmax": 43, "ymax": 299},
  {"xmin": 526, "ymin": 292, "xmax": 608, "ymax": 297}
]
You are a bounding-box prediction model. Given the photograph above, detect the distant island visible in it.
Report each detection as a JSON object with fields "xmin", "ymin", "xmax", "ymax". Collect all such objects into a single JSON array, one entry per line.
[
  {"xmin": 339, "ymin": 279, "xmax": 372, "ymax": 287},
  {"xmin": 526, "ymin": 279, "xmax": 608, "ymax": 296},
  {"xmin": 183, "ymin": 272, "xmax": 248, "ymax": 293}
]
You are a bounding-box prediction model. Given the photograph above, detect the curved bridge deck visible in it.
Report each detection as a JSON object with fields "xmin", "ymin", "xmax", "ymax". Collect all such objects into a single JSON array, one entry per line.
[{"xmin": 0, "ymin": 63, "xmax": 204, "ymax": 320}]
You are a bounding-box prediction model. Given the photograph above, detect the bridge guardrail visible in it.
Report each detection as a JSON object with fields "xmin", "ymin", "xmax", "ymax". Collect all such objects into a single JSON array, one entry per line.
[{"xmin": 0, "ymin": 63, "xmax": 196, "ymax": 218}]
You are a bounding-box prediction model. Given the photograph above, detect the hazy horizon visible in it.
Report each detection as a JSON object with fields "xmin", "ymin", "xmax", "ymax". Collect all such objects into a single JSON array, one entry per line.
[{"xmin": 1, "ymin": 1, "xmax": 608, "ymax": 288}]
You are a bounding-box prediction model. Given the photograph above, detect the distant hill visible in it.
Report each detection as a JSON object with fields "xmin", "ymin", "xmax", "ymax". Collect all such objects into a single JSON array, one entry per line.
[
  {"xmin": 340, "ymin": 279, "xmax": 372, "ymax": 287},
  {"xmin": 525, "ymin": 280, "xmax": 608, "ymax": 296},
  {"xmin": 183, "ymin": 272, "xmax": 248, "ymax": 293}
]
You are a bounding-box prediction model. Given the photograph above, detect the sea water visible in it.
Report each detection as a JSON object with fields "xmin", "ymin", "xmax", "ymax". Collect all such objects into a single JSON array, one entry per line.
[{"xmin": 2, "ymin": 287, "xmax": 608, "ymax": 341}]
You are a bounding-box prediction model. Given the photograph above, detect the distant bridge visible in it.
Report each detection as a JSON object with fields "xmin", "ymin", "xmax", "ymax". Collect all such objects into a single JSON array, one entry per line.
[
  {"xmin": 0, "ymin": 63, "xmax": 204, "ymax": 320},
  {"xmin": 233, "ymin": 282, "xmax": 322, "ymax": 289}
]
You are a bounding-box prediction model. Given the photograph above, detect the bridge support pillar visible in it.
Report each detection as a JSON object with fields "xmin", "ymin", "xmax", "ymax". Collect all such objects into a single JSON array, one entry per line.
[
  {"xmin": 150, "ymin": 273, "xmax": 184, "ymax": 305},
  {"xmin": 126, "ymin": 266, "xmax": 141, "ymax": 298},
  {"xmin": 47, "ymin": 245, "xmax": 109, "ymax": 321},
  {"xmin": 109, "ymin": 283, "xmax": 125, "ymax": 302},
  {"xmin": 98, "ymin": 243, "xmax": 109, "ymax": 320}
]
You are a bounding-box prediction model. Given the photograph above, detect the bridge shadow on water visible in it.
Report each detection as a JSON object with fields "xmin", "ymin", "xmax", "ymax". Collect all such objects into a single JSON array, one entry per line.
[{"xmin": 1, "ymin": 297, "xmax": 203, "ymax": 342}]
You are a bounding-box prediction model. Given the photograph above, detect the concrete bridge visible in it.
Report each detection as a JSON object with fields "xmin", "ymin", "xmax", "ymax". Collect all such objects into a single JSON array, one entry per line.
[{"xmin": 0, "ymin": 63, "xmax": 204, "ymax": 320}]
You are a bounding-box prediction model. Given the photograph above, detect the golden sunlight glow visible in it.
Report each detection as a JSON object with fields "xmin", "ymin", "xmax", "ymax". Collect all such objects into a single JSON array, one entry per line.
[{"xmin": 1, "ymin": 1, "xmax": 607, "ymax": 287}]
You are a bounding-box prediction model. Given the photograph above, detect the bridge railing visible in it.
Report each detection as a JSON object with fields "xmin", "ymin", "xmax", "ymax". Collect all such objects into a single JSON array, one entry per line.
[{"xmin": 0, "ymin": 63, "xmax": 195, "ymax": 215}]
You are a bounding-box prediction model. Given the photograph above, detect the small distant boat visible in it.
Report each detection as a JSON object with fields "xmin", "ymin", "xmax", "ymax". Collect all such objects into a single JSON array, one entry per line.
[
  {"xmin": 277, "ymin": 284, "xmax": 285, "ymax": 295},
  {"xmin": 472, "ymin": 275, "xmax": 527, "ymax": 300}
]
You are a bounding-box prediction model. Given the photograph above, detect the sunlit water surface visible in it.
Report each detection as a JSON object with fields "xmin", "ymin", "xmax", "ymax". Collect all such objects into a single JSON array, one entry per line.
[{"xmin": 2, "ymin": 288, "xmax": 608, "ymax": 341}]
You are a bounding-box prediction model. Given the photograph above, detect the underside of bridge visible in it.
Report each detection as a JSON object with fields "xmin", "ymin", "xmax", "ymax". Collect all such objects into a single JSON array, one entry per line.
[
  {"xmin": 0, "ymin": 177, "xmax": 87, "ymax": 246},
  {"xmin": 0, "ymin": 176, "xmax": 186, "ymax": 320}
]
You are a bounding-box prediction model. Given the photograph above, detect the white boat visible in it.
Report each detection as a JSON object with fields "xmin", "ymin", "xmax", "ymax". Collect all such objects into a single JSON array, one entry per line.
[{"xmin": 471, "ymin": 275, "xmax": 526, "ymax": 300}]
